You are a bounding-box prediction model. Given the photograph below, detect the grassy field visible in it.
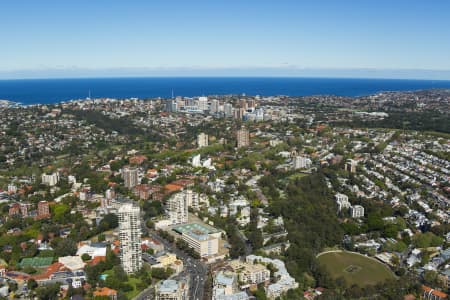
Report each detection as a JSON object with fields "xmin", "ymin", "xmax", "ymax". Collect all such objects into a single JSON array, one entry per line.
[{"xmin": 317, "ymin": 251, "xmax": 396, "ymax": 287}]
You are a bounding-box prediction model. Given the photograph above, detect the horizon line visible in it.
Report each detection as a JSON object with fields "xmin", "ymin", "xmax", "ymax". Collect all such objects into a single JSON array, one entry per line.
[
  {"xmin": 2, "ymin": 75, "xmax": 450, "ymax": 82},
  {"xmin": 1, "ymin": 67, "xmax": 450, "ymax": 81}
]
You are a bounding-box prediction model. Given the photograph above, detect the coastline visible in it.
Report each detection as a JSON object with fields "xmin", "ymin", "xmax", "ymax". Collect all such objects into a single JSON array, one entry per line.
[{"xmin": 1, "ymin": 77, "xmax": 450, "ymax": 106}]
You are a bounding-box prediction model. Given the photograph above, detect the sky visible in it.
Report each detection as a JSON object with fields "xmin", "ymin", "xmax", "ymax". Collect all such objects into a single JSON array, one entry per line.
[{"xmin": 1, "ymin": 0, "xmax": 450, "ymax": 79}]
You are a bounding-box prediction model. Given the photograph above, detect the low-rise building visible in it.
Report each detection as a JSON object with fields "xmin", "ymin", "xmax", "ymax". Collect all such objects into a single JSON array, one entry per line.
[
  {"xmin": 350, "ymin": 205, "xmax": 365, "ymax": 218},
  {"xmin": 155, "ymin": 279, "xmax": 188, "ymax": 300},
  {"xmin": 229, "ymin": 260, "xmax": 270, "ymax": 286},
  {"xmin": 173, "ymin": 223, "xmax": 221, "ymax": 257}
]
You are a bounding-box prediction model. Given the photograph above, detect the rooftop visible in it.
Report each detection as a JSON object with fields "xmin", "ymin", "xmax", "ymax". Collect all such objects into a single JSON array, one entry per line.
[{"xmin": 158, "ymin": 279, "xmax": 179, "ymax": 293}]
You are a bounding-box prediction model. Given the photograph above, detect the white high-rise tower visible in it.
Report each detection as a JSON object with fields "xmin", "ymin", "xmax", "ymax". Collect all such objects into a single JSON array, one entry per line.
[
  {"xmin": 167, "ymin": 192, "xmax": 188, "ymax": 225},
  {"xmin": 118, "ymin": 203, "xmax": 142, "ymax": 274},
  {"xmin": 197, "ymin": 133, "xmax": 209, "ymax": 148}
]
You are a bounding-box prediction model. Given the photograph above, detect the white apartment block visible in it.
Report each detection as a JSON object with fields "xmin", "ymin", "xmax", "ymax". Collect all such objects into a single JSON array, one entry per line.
[
  {"xmin": 197, "ymin": 133, "xmax": 209, "ymax": 148},
  {"xmin": 229, "ymin": 260, "xmax": 270, "ymax": 285},
  {"xmin": 41, "ymin": 172, "xmax": 60, "ymax": 186},
  {"xmin": 246, "ymin": 255, "xmax": 298, "ymax": 300},
  {"xmin": 167, "ymin": 192, "xmax": 188, "ymax": 225},
  {"xmin": 184, "ymin": 189, "xmax": 209, "ymax": 210},
  {"xmin": 350, "ymin": 205, "xmax": 365, "ymax": 218},
  {"xmin": 293, "ymin": 156, "xmax": 311, "ymax": 169},
  {"xmin": 198, "ymin": 96, "xmax": 208, "ymax": 111},
  {"xmin": 224, "ymin": 103, "xmax": 233, "ymax": 117},
  {"xmin": 335, "ymin": 193, "xmax": 351, "ymax": 211},
  {"xmin": 7, "ymin": 184, "xmax": 17, "ymax": 194},
  {"xmin": 346, "ymin": 159, "xmax": 357, "ymax": 173},
  {"xmin": 118, "ymin": 203, "xmax": 142, "ymax": 274},
  {"xmin": 192, "ymin": 154, "xmax": 201, "ymax": 167},
  {"xmin": 181, "ymin": 231, "xmax": 219, "ymax": 257},
  {"xmin": 210, "ymin": 99, "xmax": 220, "ymax": 113}
]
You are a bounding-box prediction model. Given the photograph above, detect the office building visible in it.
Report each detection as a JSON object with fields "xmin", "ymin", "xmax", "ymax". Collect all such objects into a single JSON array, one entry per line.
[
  {"xmin": 197, "ymin": 133, "xmax": 209, "ymax": 148},
  {"xmin": 173, "ymin": 223, "xmax": 221, "ymax": 257},
  {"xmin": 122, "ymin": 166, "xmax": 139, "ymax": 189},
  {"xmin": 181, "ymin": 229, "xmax": 218, "ymax": 257},
  {"xmin": 118, "ymin": 203, "xmax": 142, "ymax": 274},
  {"xmin": 236, "ymin": 127, "xmax": 250, "ymax": 148}
]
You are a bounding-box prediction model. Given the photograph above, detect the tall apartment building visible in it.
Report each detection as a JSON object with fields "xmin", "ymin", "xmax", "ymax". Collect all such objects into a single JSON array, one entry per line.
[
  {"xmin": 197, "ymin": 133, "xmax": 208, "ymax": 148},
  {"xmin": 37, "ymin": 201, "xmax": 50, "ymax": 218},
  {"xmin": 239, "ymin": 99, "xmax": 247, "ymax": 110},
  {"xmin": 210, "ymin": 99, "xmax": 219, "ymax": 113},
  {"xmin": 236, "ymin": 127, "xmax": 250, "ymax": 148},
  {"xmin": 234, "ymin": 107, "xmax": 246, "ymax": 120},
  {"xmin": 198, "ymin": 96, "xmax": 208, "ymax": 111},
  {"xmin": 293, "ymin": 156, "xmax": 311, "ymax": 169},
  {"xmin": 20, "ymin": 203, "xmax": 32, "ymax": 217},
  {"xmin": 247, "ymin": 99, "xmax": 256, "ymax": 109},
  {"xmin": 165, "ymin": 99, "xmax": 177, "ymax": 112},
  {"xmin": 345, "ymin": 159, "xmax": 357, "ymax": 173},
  {"xmin": 167, "ymin": 192, "xmax": 188, "ymax": 225},
  {"xmin": 41, "ymin": 172, "xmax": 60, "ymax": 186},
  {"xmin": 224, "ymin": 103, "xmax": 233, "ymax": 117},
  {"xmin": 122, "ymin": 167, "xmax": 139, "ymax": 189},
  {"xmin": 118, "ymin": 203, "xmax": 142, "ymax": 274}
]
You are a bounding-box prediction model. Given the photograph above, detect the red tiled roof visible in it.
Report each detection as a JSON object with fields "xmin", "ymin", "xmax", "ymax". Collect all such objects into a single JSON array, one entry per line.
[
  {"xmin": 422, "ymin": 285, "xmax": 448, "ymax": 299},
  {"xmin": 89, "ymin": 256, "xmax": 106, "ymax": 266},
  {"xmin": 93, "ymin": 287, "xmax": 117, "ymax": 297},
  {"xmin": 164, "ymin": 183, "xmax": 183, "ymax": 193}
]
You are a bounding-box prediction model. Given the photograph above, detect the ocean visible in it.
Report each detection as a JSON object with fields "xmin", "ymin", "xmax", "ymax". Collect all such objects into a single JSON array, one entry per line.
[{"xmin": 1, "ymin": 77, "xmax": 450, "ymax": 105}]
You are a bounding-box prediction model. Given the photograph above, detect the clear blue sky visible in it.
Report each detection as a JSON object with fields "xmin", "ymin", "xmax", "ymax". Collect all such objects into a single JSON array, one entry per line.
[{"xmin": 1, "ymin": 0, "xmax": 450, "ymax": 79}]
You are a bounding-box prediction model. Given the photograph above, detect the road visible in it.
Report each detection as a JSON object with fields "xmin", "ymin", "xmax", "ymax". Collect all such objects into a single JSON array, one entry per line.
[
  {"xmin": 133, "ymin": 285, "xmax": 154, "ymax": 300},
  {"xmin": 148, "ymin": 230, "xmax": 207, "ymax": 300},
  {"xmin": 238, "ymin": 229, "xmax": 253, "ymax": 256}
]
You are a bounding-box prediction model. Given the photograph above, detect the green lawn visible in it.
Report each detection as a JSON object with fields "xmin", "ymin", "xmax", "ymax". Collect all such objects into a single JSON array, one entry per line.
[
  {"xmin": 102, "ymin": 270, "xmax": 147, "ymax": 299},
  {"xmin": 125, "ymin": 277, "xmax": 142, "ymax": 299},
  {"xmin": 289, "ymin": 173, "xmax": 309, "ymax": 180},
  {"xmin": 317, "ymin": 251, "xmax": 396, "ymax": 287}
]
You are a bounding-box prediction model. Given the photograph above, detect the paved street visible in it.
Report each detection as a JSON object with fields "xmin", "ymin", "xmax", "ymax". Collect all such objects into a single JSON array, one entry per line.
[{"xmin": 149, "ymin": 231, "xmax": 207, "ymax": 300}]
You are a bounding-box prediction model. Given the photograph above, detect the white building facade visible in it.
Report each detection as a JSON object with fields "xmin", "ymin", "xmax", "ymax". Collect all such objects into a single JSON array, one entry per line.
[{"xmin": 118, "ymin": 203, "xmax": 142, "ymax": 274}]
